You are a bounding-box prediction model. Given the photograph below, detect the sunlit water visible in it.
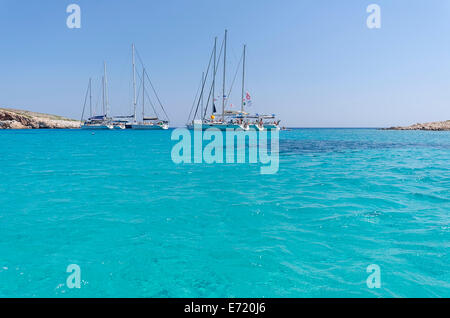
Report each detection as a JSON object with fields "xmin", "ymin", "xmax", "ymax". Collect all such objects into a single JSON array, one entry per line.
[{"xmin": 0, "ymin": 128, "xmax": 449, "ymax": 297}]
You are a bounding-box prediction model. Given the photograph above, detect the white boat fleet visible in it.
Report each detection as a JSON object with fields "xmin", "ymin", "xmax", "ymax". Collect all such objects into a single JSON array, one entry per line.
[
  {"xmin": 81, "ymin": 31, "xmax": 281, "ymax": 131},
  {"xmin": 81, "ymin": 44, "xmax": 169, "ymax": 130}
]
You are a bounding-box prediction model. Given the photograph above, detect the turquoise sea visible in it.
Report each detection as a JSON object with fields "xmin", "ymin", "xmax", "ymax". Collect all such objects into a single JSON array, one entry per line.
[{"xmin": 0, "ymin": 128, "xmax": 449, "ymax": 297}]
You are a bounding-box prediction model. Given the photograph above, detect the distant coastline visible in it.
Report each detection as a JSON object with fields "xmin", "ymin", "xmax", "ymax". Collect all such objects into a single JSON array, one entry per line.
[
  {"xmin": 1, "ymin": 107, "xmax": 449, "ymax": 131},
  {"xmin": 0, "ymin": 108, "xmax": 80, "ymax": 129},
  {"xmin": 383, "ymin": 120, "xmax": 450, "ymax": 131}
]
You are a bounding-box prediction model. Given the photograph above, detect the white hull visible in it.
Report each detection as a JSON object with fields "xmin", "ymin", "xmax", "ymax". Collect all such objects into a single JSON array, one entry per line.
[
  {"xmin": 187, "ymin": 122, "xmax": 279, "ymax": 132},
  {"xmin": 130, "ymin": 123, "xmax": 169, "ymax": 130},
  {"xmin": 250, "ymin": 124, "xmax": 265, "ymax": 131},
  {"xmin": 81, "ymin": 124, "xmax": 113, "ymax": 130},
  {"xmin": 249, "ymin": 124, "xmax": 280, "ymax": 131},
  {"xmin": 264, "ymin": 124, "xmax": 280, "ymax": 131},
  {"xmin": 187, "ymin": 123, "xmax": 249, "ymax": 131}
]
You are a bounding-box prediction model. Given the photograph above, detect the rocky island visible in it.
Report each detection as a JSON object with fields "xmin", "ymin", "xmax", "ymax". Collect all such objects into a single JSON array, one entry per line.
[
  {"xmin": 385, "ymin": 120, "xmax": 450, "ymax": 131},
  {"xmin": 0, "ymin": 108, "xmax": 80, "ymax": 129}
]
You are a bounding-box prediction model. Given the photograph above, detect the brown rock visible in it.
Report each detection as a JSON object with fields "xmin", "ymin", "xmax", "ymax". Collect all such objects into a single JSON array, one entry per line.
[
  {"xmin": 384, "ymin": 120, "xmax": 450, "ymax": 131},
  {"xmin": 0, "ymin": 108, "xmax": 80, "ymax": 129}
]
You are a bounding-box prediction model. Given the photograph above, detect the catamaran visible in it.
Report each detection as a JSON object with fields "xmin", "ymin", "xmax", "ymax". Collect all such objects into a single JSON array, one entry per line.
[
  {"xmin": 187, "ymin": 30, "xmax": 280, "ymax": 131},
  {"xmin": 81, "ymin": 63, "xmax": 114, "ymax": 130}
]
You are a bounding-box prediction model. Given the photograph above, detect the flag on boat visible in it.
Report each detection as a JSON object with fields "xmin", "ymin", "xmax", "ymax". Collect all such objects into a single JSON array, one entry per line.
[
  {"xmin": 213, "ymin": 104, "xmax": 217, "ymax": 113},
  {"xmin": 243, "ymin": 92, "xmax": 252, "ymax": 107}
]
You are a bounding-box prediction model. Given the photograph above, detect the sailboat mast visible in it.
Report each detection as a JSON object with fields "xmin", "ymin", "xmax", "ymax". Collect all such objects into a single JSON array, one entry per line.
[
  {"xmin": 222, "ymin": 29, "xmax": 227, "ymax": 121},
  {"xmin": 201, "ymin": 72, "xmax": 204, "ymax": 120},
  {"xmin": 142, "ymin": 68, "xmax": 145, "ymax": 121},
  {"xmin": 104, "ymin": 62, "xmax": 109, "ymax": 117},
  {"xmin": 212, "ymin": 37, "xmax": 217, "ymax": 115},
  {"xmin": 132, "ymin": 44, "xmax": 137, "ymax": 122},
  {"xmin": 102, "ymin": 76, "xmax": 105, "ymax": 116},
  {"xmin": 241, "ymin": 44, "xmax": 246, "ymax": 112},
  {"xmin": 89, "ymin": 77, "xmax": 92, "ymax": 118}
]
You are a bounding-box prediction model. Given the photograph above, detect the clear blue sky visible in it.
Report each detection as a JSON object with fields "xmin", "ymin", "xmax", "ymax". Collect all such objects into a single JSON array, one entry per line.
[{"xmin": 1, "ymin": 0, "xmax": 450, "ymax": 127}]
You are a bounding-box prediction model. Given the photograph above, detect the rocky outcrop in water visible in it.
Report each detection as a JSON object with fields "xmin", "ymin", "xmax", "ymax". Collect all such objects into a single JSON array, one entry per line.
[
  {"xmin": 0, "ymin": 108, "xmax": 80, "ymax": 129},
  {"xmin": 385, "ymin": 120, "xmax": 450, "ymax": 131}
]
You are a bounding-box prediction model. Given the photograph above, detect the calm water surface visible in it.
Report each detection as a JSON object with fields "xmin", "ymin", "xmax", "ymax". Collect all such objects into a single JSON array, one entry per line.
[{"xmin": 0, "ymin": 128, "xmax": 449, "ymax": 297}]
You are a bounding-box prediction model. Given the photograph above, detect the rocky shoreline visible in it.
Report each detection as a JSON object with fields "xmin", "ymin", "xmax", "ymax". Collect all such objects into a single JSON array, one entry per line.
[
  {"xmin": 0, "ymin": 108, "xmax": 80, "ymax": 129},
  {"xmin": 384, "ymin": 120, "xmax": 450, "ymax": 131}
]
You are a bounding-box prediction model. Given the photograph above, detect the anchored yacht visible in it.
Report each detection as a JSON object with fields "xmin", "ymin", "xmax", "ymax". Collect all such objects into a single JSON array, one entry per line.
[
  {"xmin": 186, "ymin": 30, "xmax": 280, "ymax": 131},
  {"xmin": 128, "ymin": 44, "xmax": 170, "ymax": 130},
  {"xmin": 81, "ymin": 63, "xmax": 114, "ymax": 130}
]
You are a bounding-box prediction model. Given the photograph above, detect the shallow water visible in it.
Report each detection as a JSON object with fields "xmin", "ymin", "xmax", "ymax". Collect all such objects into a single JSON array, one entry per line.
[{"xmin": 0, "ymin": 128, "xmax": 449, "ymax": 297}]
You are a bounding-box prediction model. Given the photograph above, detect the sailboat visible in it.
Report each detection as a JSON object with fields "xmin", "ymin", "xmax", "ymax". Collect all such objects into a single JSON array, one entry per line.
[
  {"xmin": 186, "ymin": 30, "xmax": 279, "ymax": 131},
  {"xmin": 187, "ymin": 30, "xmax": 249, "ymax": 131},
  {"xmin": 81, "ymin": 63, "xmax": 114, "ymax": 130},
  {"xmin": 239, "ymin": 45, "xmax": 280, "ymax": 131},
  {"xmin": 128, "ymin": 67, "xmax": 169, "ymax": 130},
  {"xmin": 127, "ymin": 44, "xmax": 169, "ymax": 130}
]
